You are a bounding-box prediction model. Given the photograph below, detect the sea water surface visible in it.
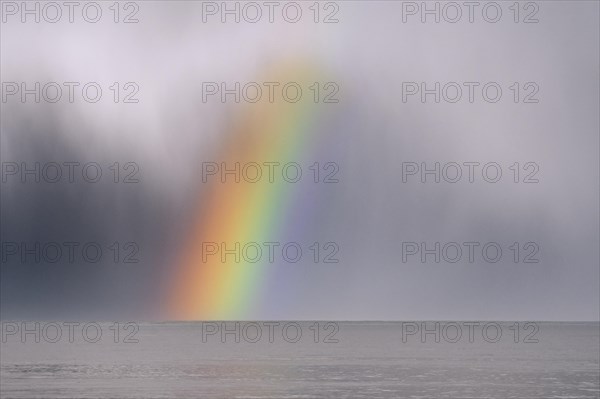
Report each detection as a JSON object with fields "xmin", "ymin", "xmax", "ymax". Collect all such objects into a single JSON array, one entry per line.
[{"xmin": 1, "ymin": 322, "xmax": 598, "ymax": 398}]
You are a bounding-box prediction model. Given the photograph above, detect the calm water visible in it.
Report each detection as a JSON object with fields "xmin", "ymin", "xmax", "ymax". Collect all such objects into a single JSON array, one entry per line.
[{"xmin": 1, "ymin": 322, "xmax": 598, "ymax": 398}]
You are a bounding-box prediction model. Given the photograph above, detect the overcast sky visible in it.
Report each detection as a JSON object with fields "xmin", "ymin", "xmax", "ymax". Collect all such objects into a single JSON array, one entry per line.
[{"xmin": 1, "ymin": 1, "xmax": 598, "ymax": 320}]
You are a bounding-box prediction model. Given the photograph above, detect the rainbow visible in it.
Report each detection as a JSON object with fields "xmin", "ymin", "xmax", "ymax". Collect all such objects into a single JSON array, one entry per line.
[{"xmin": 167, "ymin": 62, "xmax": 325, "ymax": 320}]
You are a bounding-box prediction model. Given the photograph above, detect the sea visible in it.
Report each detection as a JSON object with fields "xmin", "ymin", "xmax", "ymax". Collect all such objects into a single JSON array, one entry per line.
[{"xmin": 1, "ymin": 321, "xmax": 598, "ymax": 398}]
